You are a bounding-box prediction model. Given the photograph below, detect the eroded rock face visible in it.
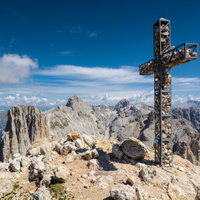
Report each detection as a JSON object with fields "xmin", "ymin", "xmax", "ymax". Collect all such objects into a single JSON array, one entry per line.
[
  {"xmin": 173, "ymin": 119, "xmax": 200, "ymax": 165},
  {"xmin": 173, "ymin": 107, "xmax": 200, "ymax": 133},
  {"xmin": 0, "ymin": 105, "xmax": 49, "ymax": 162}
]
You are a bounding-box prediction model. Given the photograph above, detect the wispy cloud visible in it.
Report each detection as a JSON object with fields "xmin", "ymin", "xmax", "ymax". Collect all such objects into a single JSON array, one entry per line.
[
  {"xmin": 35, "ymin": 65, "xmax": 153, "ymax": 84},
  {"xmin": 0, "ymin": 54, "xmax": 38, "ymax": 84},
  {"xmin": 173, "ymin": 77, "xmax": 200, "ymax": 84},
  {"xmin": 173, "ymin": 77, "xmax": 200, "ymax": 92},
  {"xmin": 9, "ymin": 38, "xmax": 15, "ymax": 48}
]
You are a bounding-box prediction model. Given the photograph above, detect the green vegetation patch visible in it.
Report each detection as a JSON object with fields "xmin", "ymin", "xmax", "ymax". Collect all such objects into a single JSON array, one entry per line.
[
  {"xmin": 51, "ymin": 121, "xmax": 64, "ymax": 129},
  {"xmin": 49, "ymin": 183, "xmax": 64, "ymax": 197},
  {"xmin": 50, "ymin": 118, "xmax": 69, "ymax": 130},
  {"xmin": 49, "ymin": 183, "xmax": 74, "ymax": 199},
  {"xmin": 13, "ymin": 182, "xmax": 20, "ymax": 190},
  {"xmin": 4, "ymin": 196, "xmax": 13, "ymax": 200}
]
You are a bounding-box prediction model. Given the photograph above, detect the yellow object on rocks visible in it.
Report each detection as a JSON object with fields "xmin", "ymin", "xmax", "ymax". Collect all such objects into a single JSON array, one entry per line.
[{"xmin": 67, "ymin": 131, "xmax": 79, "ymax": 140}]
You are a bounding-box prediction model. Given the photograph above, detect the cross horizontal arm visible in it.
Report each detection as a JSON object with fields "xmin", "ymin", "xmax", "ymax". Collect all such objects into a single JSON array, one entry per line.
[
  {"xmin": 139, "ymin": 58, "xmax": 156, "ymax": 75},
  {"xmin": 161, "ymin": 43, "xmax": 198, "ymax": 69},
  {"xmin": 139, "ymin": 43, "xmax": 198, "ymax": 76}
]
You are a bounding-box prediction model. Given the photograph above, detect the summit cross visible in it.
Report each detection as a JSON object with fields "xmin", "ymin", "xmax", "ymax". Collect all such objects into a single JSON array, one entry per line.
[{"xmin": 139, "ymin": 17, "xmax": 198, "ymax": 166}]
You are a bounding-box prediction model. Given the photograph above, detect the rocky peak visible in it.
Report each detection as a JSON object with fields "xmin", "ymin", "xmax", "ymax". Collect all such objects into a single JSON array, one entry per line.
[
  {"xmin": 0, "ymin": 105, "xmax": 49, "ymax": 162},
  {"xmin": 115, "ymin": 99, "xmax": 130, "ymax": 112},
  {"xmin": 66, "ymin": 95, "xmax": 93, "ymax": 112},
  {"xmin": 134, "ymin": 102, "xmax": 154, "ymax": 115},
  {"xmin": 173, "ymin": 107, "xmax": 200, "ymax": 132}
]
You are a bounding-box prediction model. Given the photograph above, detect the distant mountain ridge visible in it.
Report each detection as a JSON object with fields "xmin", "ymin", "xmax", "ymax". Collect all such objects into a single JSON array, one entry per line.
[
  {"xmin": 0, "ymin": 96, "xmax": 200, "ymax": 165},
  {"xmin": 174, "ymin": 100, "xmax": 200, "ymax": 109}
]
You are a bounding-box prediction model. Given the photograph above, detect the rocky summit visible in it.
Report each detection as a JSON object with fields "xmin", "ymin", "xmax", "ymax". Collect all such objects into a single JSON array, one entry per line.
[
  {"xmin": 0, "ymin": 96, "xmax": 200, "ymax": 199},
  {"xmin": 0, "ymin": 136, "xmax": 200, "ymax": 200}
]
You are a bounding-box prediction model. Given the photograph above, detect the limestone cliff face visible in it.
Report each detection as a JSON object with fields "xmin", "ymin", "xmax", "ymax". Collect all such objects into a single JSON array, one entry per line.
[
  {"xmin": 173, "ymin": 107, "xmax": 200, "ymax": 133},
  {"xmin": 186, "ymin": 134, "xmax": 200, "ymax": 165},
  {"xmin": 0, "ymin": 105, "xmax": 49, "ymax": 162}
]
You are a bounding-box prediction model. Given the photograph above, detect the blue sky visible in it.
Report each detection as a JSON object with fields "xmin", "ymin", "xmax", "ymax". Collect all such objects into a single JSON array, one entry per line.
[{"xmin": 0, "ymin": 0, "xmax": 200, "ymax": 110}]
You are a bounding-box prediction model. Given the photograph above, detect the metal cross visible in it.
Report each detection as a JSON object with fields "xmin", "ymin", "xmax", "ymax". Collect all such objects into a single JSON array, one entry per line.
[{"xmin": 139, "ymin": 17, "xmax": 198, "ymax": 166}]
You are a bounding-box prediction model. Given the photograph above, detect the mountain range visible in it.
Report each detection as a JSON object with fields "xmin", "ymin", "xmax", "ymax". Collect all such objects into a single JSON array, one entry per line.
[{"xmin": 0, "ymin": 95, "xmax": 200, "ymax": 166}]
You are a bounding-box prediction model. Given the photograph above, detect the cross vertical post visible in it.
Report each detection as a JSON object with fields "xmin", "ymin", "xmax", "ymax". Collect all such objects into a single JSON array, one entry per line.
[{"xmin": 139, "ymin": 17, "xmax": 198, "ymax": 166}]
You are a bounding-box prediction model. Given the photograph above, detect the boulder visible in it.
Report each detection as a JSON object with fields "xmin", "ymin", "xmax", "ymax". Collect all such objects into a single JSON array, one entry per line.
[
  {"xmin": 29, "ymin": 169, "xmax": 40, "ymax": 181},
  {"xmin": 83, "ymin": 149, "xmax": 99, "ymax": 160},
  {"xmin": 21, "ymin": 157, "xmax": 31, "ymax": 170},
  {"xmin": 87, "ymin": 159, "xmax": 99, "ymax": 168},
  {"xmin": 68, "ymin": 131, "xmax": 79, "ymax": 140},
  {"xmin": 139, "ymin": 166, "xmax": 157, "ymax": 183},
  {"xmin": 81, "ymin": 134, "xmax": 96, "ymax": 149},
  {"xmin": 10, "ymin": 159, "xmax": 21, "ymax": 172},
  {"xmin": 110, "ymin": 184, "xmax": 137, "ymax": 200},
  {"xmin": 27, "ymin": 147, "xmax": 41, "ymax": 157},
  {"xmin": 33, "ymin": 187, "xmax": 51, "ymax": 200},
  {"xmin": 53, "ymin": 166, "xmax": 70, "ymax": 183},
  {"xmin": 75, "ymin": 138, "xmax": 85, "ymax": 148},
  {"xmin": 40, "ymin": 173, "xmax": 51, "ymax": 187},
  {"xmin": 30, "ymin": 156, "xmax": 45, "ymax": 171},
  {"xmin": 40, "ymin": 145, "xmax": 49, "ymax": 156},
  {"xmin": 121, "ymin": 139, "xmax": 145, "ymax": 160},
  {"xmin": 61, "ymin": 142, "xmax": 77, "ymax": 155},
  {"xmin": 65, "ymin": 151, "xmax": 77, "ymax": 163},
  {"xmin": 55, "ymin": 143, "xmax": 62, "ymax": 154},
  {"xmin": 112, "ymin": 144, "xmax": 123, "ymax": 159}
]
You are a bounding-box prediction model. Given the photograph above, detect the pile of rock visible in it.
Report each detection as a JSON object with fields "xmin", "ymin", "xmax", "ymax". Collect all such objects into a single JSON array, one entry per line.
[
  {"xmin": 0, "ymin": 131, "xmax": 99, "ymax": 199},
  {"xmin": 54, "ymin": 131, "xmax": 98, "ymax": 162}
]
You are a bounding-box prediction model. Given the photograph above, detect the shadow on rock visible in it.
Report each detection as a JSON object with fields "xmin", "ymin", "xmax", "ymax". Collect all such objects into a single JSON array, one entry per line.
[
  {"xmin": 97, "ymin": 148, "xmax": 118, "ymax": 171},
  {"xmin": 103, "ymin": 197, "xmax": 112, "ymax": 200}
]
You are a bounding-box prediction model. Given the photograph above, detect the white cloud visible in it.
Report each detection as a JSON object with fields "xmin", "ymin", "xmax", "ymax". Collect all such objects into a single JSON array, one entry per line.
[
  {"xmin": 35, "ymin": 65, "xmax": 153, "ymax": 84},
  {"xmin": 85, "ymin": 90, "xmax": 155, "ymax": 106},
  {"xmin": 0, "ymin": 94, "xmax": 66, "ymax": 110},
  {"xmin": 0, "ymin": 54, "xmax": 38, "ymax": 84}
]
